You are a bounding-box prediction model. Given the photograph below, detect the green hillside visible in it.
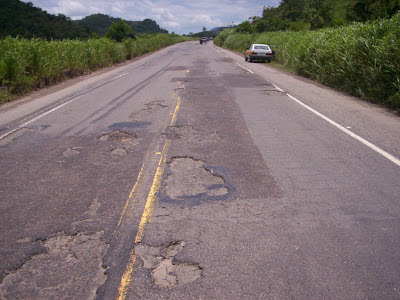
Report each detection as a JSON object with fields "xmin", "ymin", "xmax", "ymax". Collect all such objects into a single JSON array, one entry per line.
[
  {"xmin": 0, "ymin": 0, "xmax": 92, "ymax": 40},
  {"xmin": 257, "ymin": 0, "xmax": 399, "ymax": 31},
  {"xmin": 74, "ymin": 14, "xmax": 168, "ymax": 36}
]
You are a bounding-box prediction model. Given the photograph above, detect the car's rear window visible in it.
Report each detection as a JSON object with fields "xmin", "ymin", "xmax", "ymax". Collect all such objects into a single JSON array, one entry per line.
[{"xmin": 254, "ymin": 45, "xmax": 270, "ymax": 50}]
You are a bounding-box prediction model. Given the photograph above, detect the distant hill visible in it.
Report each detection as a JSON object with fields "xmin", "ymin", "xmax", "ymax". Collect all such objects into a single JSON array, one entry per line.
[
  {"xmin": 0, "ymin": 0, "xmax": 92, "ymax": 39},
  {"xmin": 74, "ymin": 14, "xmax": 168, "ymax": 36},
  {"xmin": 210, "ymin": 27, "xmax": 230, "ymax": 32}
]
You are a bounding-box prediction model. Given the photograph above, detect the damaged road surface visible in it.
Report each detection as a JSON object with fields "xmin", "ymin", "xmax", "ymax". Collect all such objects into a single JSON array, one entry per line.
[{"xmin": 1, "ymin": 41, "xmax": 400, "ymax": 300}]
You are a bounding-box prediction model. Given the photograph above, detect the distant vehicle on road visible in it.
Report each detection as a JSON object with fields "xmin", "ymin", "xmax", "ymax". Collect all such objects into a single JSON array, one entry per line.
[
  {"xmin": 245, "ymin": 44, "xmax": 275, "ymax": 63},
  {"xmin": 201, "ymin": 37, "xmax": 208, "ymax": 43}
]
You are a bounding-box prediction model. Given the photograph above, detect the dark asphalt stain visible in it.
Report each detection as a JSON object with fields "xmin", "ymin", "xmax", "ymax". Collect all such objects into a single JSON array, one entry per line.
[
  {"xmin": 170, "ymin": 77, "xmax": 188, "ymax": 82},
  {"xmin": 26, "ymin": 125, "xmax": 51, "ymax": 131},
  {"xmin": 109, "ymin": 121, "xmax": 151, "ymax": 130},
  {"xmin": 166, "ymin": 66, "xmax": 188, "ymax": 71}
]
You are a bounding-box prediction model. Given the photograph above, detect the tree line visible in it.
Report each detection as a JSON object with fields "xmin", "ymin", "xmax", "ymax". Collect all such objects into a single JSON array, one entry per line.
[
  {"xmin": 0, "ymin": 0, "xmax": 168, "ymax": 40},
  {"xmin": 236, "ymin": 0, "xmax": 400, "ymax": 33}
]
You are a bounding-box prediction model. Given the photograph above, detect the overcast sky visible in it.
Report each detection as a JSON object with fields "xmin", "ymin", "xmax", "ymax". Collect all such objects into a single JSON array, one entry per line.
[{"xmin": 22, "ymin": 0, "xmax": 281, "ymax": 34}]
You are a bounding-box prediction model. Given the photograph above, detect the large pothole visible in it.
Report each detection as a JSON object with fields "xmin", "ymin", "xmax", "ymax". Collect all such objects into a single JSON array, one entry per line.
[
  {"xmin": 0, "ymin": 231, "xmax": 109, "ymax": 300},
  {"xmin": 163, "ymin": 157, "xmax": 229, "ymax": 202},
  {"xmin": 135, "ymin": 241, "xmax": 202, "ymax": 288},
  {"xmin": 99, "ymin": 130, "xmax": 136, "ymax": 142}
]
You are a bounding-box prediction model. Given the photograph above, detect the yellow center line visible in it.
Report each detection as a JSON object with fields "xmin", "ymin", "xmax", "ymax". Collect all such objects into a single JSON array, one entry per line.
[
  {"xmin": 135, "ymin": 140, "xmax": 171, "ymax": 244},
  {"xmin": 116, "ymin": 164, "xmax": 145, "ymax": 229},
  {"xmin": 116, "ymin": 88, "xmax": 183, "ymax": 300},
  {"xmin": 116, "ymin": 140, "xmax": 171, "ymax": 300},
  {"xmin": 170, "ymin": 96, "xmax": 181, "ymax": 126}
]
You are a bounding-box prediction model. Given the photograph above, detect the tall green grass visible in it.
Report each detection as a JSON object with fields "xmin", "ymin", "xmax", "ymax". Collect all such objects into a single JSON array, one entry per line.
[
  {"xmin": 0, "ymin": 34, "xmax": 190, "ymax": 103},
  {"xmin": 215, "ymin": 12, "xmax": 400, "ymax": 111}
]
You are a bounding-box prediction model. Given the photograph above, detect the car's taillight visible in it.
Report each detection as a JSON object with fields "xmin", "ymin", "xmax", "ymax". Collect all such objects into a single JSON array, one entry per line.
[{"xmin": 251, "ymin": 51, "xmax": 257, "ymax": 55}]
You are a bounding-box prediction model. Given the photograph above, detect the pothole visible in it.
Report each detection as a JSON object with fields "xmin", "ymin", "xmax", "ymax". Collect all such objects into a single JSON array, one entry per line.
[
  {"xmin": 144, "ymin": 101, "xmax": 168, "ymax": 110},
  {"xmin": 166, "ymin": 126, "xmax": 221, "ymax": 143},
  {"xmin": 99, "ymin": 130, "xmax": 136, "ymax": 142},
  {"xmin": 110, "ymin": 147, "xmax": 128, "ymax": 156},
  {"xmin": 135, "ymin": 241, "xmax": 202, "ymax": 288},
  {"xmin": 164, "ymin": 157, "xmax": 229, "ymax": 202},
  {"xmin": 0, "ymin": 231, "xmax": 109, "ymax": 300}
]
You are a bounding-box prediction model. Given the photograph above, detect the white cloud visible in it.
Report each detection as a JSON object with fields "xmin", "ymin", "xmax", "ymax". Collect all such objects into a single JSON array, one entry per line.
[{"xmin": 22, "ymin": 0, "xmax": 280, "ymax": 34}]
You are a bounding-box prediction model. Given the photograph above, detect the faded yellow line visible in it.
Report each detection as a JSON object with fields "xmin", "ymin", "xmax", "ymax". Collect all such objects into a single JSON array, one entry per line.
[
  {"xmin": 116, "ymin": 140, "xmax": 171, "ymax": 300},
  {"xmin": 117, "ymin": 163, "xmax": 145, "ymax": 228},
  {"xmin": 170, "ymin": 96, "xmax": 181, "ymax": 126},
  {"xmin": 135, "ymin": 140, "xmax": 171, "ymax": 243},
  {"xmin": 116, "ymin": 90, "xmax": 183, "ymax": 300}
]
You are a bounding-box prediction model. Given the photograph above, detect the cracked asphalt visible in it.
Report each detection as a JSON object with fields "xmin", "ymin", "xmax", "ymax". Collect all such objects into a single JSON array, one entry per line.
[{"xmin": 0, "ymin": 41, "xmax": 400, "ymax": 299}]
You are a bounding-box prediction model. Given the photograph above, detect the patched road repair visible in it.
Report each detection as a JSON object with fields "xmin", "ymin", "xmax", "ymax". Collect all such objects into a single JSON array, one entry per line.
[{"xmin": 1, "ymin": 41, "xmax": 400, "ymax": 300}]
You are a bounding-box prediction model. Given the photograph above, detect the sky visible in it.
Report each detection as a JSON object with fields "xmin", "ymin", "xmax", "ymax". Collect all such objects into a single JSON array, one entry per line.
[{"xmin": 22, "ymin": 0, "xmax": 281, "ymax": 35}]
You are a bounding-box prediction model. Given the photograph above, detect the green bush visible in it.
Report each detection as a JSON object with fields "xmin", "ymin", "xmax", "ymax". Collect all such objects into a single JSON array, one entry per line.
[
  {"xmin": 0, "ymin": 34, "xmax": 190, "ymax": 104},
  {"xmin": 214, "ymin": 12, "xmax": 400, "ymax": 111},
  {"xmin": 236, "ymin": 21, "xmax": 254, "ymax": 33}
]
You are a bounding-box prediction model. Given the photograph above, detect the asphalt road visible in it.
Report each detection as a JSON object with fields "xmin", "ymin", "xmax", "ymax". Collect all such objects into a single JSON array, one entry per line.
[{"xmin": 0, "ymin": 41, "xmax": 399, "ymax": 300}]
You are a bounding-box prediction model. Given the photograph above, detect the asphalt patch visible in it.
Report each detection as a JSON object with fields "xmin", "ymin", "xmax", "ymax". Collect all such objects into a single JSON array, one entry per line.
[
  {"xmin": 135, "ymin": 241, "xmax": 202, "ymax": 288},
  {"xmin": 161, "ymin": 157, "xmax": 235, "ymax": 205},
  {"xmin": 165, "ymin": 125, "xmax": 221, "ymax": 143},
  {"xmin": 0, "ymin": 231, "xmax": 108, "ymax": 300}
]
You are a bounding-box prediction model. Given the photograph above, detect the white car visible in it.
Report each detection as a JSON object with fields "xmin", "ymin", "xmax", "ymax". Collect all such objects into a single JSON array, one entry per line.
[{"xmin": 245, "ymin": 44, "xmax": 275, "ymax": 63}]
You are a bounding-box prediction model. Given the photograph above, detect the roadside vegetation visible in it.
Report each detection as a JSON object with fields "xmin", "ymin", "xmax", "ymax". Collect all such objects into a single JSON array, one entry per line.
[
  {"xmin": 215, "ymin": 11, "xmax": 400, "ymax": 112},
  {"xmin": 0, "ymin": 34, "xmax": 191, "ymax": 104}
]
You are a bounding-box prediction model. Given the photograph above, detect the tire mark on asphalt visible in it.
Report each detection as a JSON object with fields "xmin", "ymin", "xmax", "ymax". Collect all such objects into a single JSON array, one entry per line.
[{"xmin": 0, "ymin": 51, "xmax": 180, "ymax": 141}]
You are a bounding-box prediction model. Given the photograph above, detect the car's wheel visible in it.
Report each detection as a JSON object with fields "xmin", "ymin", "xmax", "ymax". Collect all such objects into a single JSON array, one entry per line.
[
  {"xmin": 267, "ymin": 59, "xmax": 271, "ymax": 63},
  {"xmin": 249, "ymin": 56, "xmax": 252, "ymax": 62}
]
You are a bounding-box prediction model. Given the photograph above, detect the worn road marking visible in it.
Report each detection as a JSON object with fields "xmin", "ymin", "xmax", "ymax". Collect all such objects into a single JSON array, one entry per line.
[
  {"xmin": 117, "ymin": 164, "xmax": 145, "ymax": 229},
  {"xmin": 170, "ymin": 96, "xmax": 181, "ymax": 126},
  {"xmin": 284, "ymin": 93, "xmax": 400, "ymax": 167},
  {"xmin": 212, "ymin": 46, "xmax": 225, "ymax": 55},
  {"xmin": 116, "ymin": 88, "xmax": 183, "ymax": 300},
  {"xmin": 0, "ymin": 55, "xmax": 170, "ymax": 141},
  {"xmin": 235, "ymin": 63, "xmax": 254, "ymax": 74},
  {"xmin": 0, "ymin": 97, "xmax": 81, "ymax": 140},
  {"xmin": 272, "ymin": 84, "xmax": 284, "ymax": 93},
  {"xmin": 112, "ymin": 72, "xmax": 129, "ymax": 80}
]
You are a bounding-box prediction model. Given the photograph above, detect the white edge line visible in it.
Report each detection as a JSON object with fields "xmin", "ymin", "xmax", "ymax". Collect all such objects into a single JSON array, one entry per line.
[
  {"xmin": 235, "ymin": 63, "xmax": 254, "ymax": 74},
  {"xmin": 0, "ymin": 97, "xmax": 80, "ymax": 140},
  {"xmin": 0, "ymin": 128, "xmax": 19, "ymax": 140},
  {"xmin": 272, "ymin": 84, "xmax": 284, "ymax": 93},
  {"xmin": 112, "ymin": 72, "xmax": 129, "ymax": 80},
  {"xmin": 1, "ymin": 69, "xmax": 132, "ymax": 141},
  {"xmin": 286, "ymin": 93, "xmax": 400, "ymax": 167}
]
